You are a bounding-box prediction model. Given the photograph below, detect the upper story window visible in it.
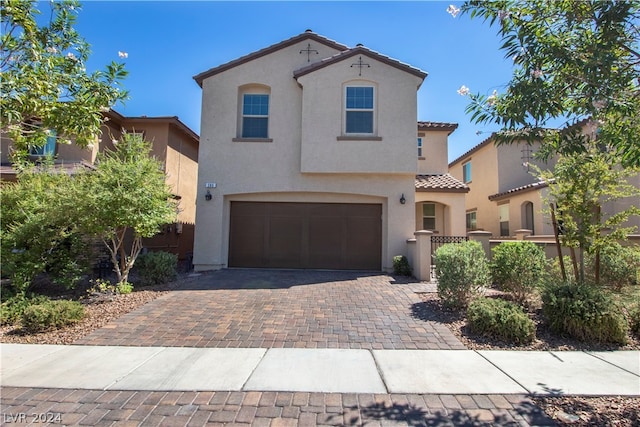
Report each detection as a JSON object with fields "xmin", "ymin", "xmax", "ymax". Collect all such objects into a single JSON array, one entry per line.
[
  {"xmin": 462, "ymin": 160, "xmax": 472, "ymax": 183},
  {"xmin": 345, "ymin": 86, "xmax": 374, "ymax": 134},
  {"xmin": 417, "ymin": 137, "xmax": 423, "ymax": 157},
  {"xmin": 29, "ymin": 130, "xmax": 57, "ymax": 157},
  {"xmin": 242, "ymin": 94, "xmax": 269, "ymax": 138}
]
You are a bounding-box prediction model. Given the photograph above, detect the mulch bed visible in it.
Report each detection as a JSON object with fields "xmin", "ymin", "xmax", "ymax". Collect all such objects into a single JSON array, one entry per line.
[{"xmin": 417, "ymin": 291, "xmax": 640, "ymax": 426}]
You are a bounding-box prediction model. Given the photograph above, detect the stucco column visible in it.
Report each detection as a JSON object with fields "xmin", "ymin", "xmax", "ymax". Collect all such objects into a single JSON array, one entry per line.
[
  {"xmin": 467, "ymin": 230, "xmax": 492, "ymax": 260},
  {"xmin": 515, "ymin": 229, "xmax": 533, "ymax": 240},
  {"xmin": 413, "ymin": 230, "xmax": 433, "ymax": 282}
]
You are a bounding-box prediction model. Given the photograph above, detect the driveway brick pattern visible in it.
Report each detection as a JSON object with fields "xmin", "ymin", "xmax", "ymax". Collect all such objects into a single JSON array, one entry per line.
[
  {"xmin": 1, "ymin": 387, "xmax": 555, "ymax": 426},
  {"xmin": 76, "ymin": 270, "xmax": 465, "ymax": 350}
]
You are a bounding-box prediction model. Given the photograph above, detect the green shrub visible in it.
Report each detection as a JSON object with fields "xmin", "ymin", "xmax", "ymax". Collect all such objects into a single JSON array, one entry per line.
[
  {"xmin": 491, "ymin": 241, "xmax": 547, "ymax": 305},
  {"xmin": 467, "ymin": 297, "xmax": 536, "ymax": 344},
  {"xmin": 542, "ymin": 282, "xmax": 628, "ymax": 344},
  {"xmin": 0, "ymin": 293, "xmax": 49, "ymax": 326},
  {"xmin": 87, "ymin": 278, "xmax": 134, "ymax": 295},
  {"xmin": 135, "ymin": 251, "xmax": 177, "ymax": 286},
  {"xmin": 392, "ymin": 255, "xmax": 412, "ymax": 276},
  {"xmin": 435, "ymin": 240, "xmax": 489, "ymax": 309},
  {"xmin": 21, "ymin": 299, "xmax": 85, "ymax": 331},
  {"xmin": 629, "ymin": 305, "xmax": 640, "ymax": 339},
  {"xmin": 116, "ymin": 281, "xmax": 134, "ymax": 294},
  {"xmin": 586, "ymin": 243, "xmax": 640, "ymax": 290}
]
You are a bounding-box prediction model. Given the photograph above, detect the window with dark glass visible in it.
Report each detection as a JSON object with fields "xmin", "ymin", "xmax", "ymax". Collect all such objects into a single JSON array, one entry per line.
[
  {"xmin": 422, "ymin": 203, "xmax": 436, "ymax": 230},
  {"xmin": 242, "ymin": 94, "xmax": 269, "ymax": 138},
  {"xmin": 499, "ymin": 204, "xmax": 510, "ymax": 237},
  {"xmin": 417, "ymin": 137, "xmax": 423, "ymax": 157},
  {"xmin": 345, "ymin": 86, "xmax": 373, "ymax": 134},
  {"xmin": 29, "ymin": 130, "xmax": 57, "ymax": 157},
  {"xmin": 466, "ymin": 211, "xmax": 477, "ymax": 231}
]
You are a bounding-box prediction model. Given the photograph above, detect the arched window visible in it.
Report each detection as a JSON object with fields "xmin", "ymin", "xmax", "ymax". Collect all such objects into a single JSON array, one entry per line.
[
  {"xmin": 343, "ymin": 81, "xmax": 377, "ymax": 136},
  {"xmin": 237, "ymin": 84, "xmax": 271, "ymax": 139}
]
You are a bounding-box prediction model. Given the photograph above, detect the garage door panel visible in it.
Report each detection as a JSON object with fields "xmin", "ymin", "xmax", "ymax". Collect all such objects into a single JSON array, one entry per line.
[
  {"xmin": 268, "ymin": 217, "xmax": 303, "ymax": 268},
  {"xmin": 346, "ymin": 216, "xmax": 381, "ymax": 270},
  {"xmin": 229, "ymin": 213, "xmax": 266, "ymax": 267},
  {"xmin": 229, "ymin": 202, "xmax": 381, "ymax": 270},
  {"xmin": 308, "ymin": 217, "xmax": 345, "ymax": 269}
]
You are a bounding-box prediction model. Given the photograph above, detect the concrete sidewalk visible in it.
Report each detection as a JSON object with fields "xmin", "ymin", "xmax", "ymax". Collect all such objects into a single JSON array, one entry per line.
[{"xmin": 2, "ymin": 344, "xmax": 638, "ymax": 396}]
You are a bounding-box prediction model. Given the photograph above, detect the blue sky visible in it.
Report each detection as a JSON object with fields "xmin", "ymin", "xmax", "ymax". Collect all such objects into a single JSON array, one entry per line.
[{"xmin": 72, "ymin": 1, "xmax": 515, "ymax": 162}]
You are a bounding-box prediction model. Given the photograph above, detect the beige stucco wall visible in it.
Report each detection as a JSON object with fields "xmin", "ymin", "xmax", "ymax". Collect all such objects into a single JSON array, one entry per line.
[
  {"xmin": 418, "ymin": 130, "xmax": 449, "ymax": 175},
  {"xmin": 297, "ymin": 57, "xmax": 422, "ymax": 174},
  {"xmin": 194, "ymin": 38, "xmax": 421, "ymax": 271},
  {"xmin": 414, "ymin": 193, "xmax": 466, "ymax": 236},
  {"xmin": 450, "ymin": 141, "xmax": 500, "ymax": 235}
]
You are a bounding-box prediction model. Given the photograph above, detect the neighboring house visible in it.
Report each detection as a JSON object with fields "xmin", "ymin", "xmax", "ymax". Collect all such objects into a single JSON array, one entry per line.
[
  {"xmin": 416, "ymin": 121, "xmax": 468, "ymax": 236},
  {"xmin": 0, "ymin": 110, "xmax": 199, "ymax": 261},
  {"xmin": 449, "ymin": 120, "xmax": 640, "ymax": 238},
  {"xmin": 192, "ymin": 30, "xmax": 467, "ymax": 272}
]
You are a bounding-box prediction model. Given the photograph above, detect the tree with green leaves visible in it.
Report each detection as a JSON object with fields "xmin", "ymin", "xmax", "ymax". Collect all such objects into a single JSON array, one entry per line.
[
  {"xmin": 1, "ymin": 133, "xmax": 177, "ymax": 290},
  {"xmin": 1, "ymin": 0, "xmax": 127, "ymax": 164},
  {"xmin": 0, "ymin": 166, "xmax": 92, "ymax": 293},
  {"xmin": 452, "ymin": 0, "xmax": 640, "ymax": 167},
  {"xmin": 538, "ymin": 143, "xmax": 640, "ymax": 283},
  {"xmin": 78, "ymin": 133, "xmax": 177, "ymax": 285}
]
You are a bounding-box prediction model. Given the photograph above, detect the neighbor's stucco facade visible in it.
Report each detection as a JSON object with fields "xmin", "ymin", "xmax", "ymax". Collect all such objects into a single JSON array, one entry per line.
[
  {"xmin": 450, "ymin": 121, "xmax": 639, "ymax": 237},
  {"xmin": 193, "ymin": 33, "xmax": 426, "ymax": 272},
  {"xmin": 1, "ymin": 112, "xmax": 199, "ymax": 260}
]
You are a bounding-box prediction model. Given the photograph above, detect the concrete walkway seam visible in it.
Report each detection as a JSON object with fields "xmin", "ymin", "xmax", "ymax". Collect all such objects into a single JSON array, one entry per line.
[
  {"xmin": 368, "ymin": 348, "xmax": 391, "ymax": 394},
  {"xmin": 585, "ymin": 351, "xmax": 640, "ymax": 377},
  {"xmin": 103, "ymin": 346, "xmax": 166, "ymax": 391},
  {"xmin": 474, "ymin": 349, "xmax": 532, "ymax": 395}
]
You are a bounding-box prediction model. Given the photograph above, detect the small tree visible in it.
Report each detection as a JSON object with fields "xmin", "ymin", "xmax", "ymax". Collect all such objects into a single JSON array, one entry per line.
[
  {"xmin": 538, "ymin": 144, "xmax": 640, "ymax": 282},
  {"xmin": 77, "ymin": 133, "xmax": 176, "ymax": 284},
  {"xmin": 1, "ymin": 0, "xmax": 127, "ymax": 163}
]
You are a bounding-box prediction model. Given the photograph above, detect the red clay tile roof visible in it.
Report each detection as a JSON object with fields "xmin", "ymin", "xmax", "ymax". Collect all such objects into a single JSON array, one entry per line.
[
  {"xmin": 415, "ymin": 174, "xmax": 469, "ymax": 193},
  {"xmin": 193, "ymin": 31, "xmax": 349, "ymax": 87},
  {"xmin": 418, "ymin": 121, "xmax": 458, "ymax": 134},
  {"xmin": 293, "ymin": 45, "xmax": 427, "ymax": 81},
  {"xmin": 488, "ymin": 180, "xmax": 550, "ymax": 201}
]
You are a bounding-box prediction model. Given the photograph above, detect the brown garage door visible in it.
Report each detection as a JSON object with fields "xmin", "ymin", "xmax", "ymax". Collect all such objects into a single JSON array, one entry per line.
[{"xmin": 229, "ymin": 202, "xmax": 382, "ymax": 270}]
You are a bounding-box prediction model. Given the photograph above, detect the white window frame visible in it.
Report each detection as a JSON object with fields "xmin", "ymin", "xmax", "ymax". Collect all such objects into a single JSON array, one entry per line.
[
  {"xmin": 344, "ymin": 85, "xmax": 375, "ymax": 135},
  {"xmin": 241, "ymin": 93, "xmax": 270, "ymax": 138},
  {"xmin": 417, "ymin": 137, "xmax": 423, "ymax": 157}
]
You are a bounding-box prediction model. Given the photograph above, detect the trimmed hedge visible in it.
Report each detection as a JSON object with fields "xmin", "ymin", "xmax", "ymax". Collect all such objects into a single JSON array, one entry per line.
[
  {"xmin": 392, "ymin": 255, "xmax": 412, "ymax": 276},
  {"xmin": 467, "ymin": 297, "xmax": 536, "ymax": 344},
  {"xmin": 21, "ymin": 299, "xmax": 85, "ymax": 332},
  {"xmin": 435, "ymin": 240, "xmax": 489, "ymax": 309},
  {"xmin": 135, "ymin": 251, "xmax": 177, "ymax": 285},
  {"xmin": 491, "ymin": 241, "xmax": 546, "ymax": 305},
  {"xmin": 542, "ymin": 282, "xmax": 628, "ymax": 344}
]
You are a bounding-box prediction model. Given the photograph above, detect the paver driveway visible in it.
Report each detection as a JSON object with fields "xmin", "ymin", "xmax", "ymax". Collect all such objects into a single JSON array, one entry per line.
[{"xmin": 76, "ymin": 269, "xmax": 465, "ymax": 350}]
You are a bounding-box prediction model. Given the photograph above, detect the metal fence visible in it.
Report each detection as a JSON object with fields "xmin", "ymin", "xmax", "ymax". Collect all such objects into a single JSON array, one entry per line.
[
  {"xmin": 430, "ymin": 235, "xmax": 469, "ymax": 281},
  {"xmin": 431, "ymin": 235, "xmax": 469, "ymax": 257}
]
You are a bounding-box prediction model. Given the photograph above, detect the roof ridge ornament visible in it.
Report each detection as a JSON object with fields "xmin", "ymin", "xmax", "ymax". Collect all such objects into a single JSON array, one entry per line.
[
  {"xmin": 299, "ymin": 42, "xmax": 319, "ymax": 62},
  {"xmin": 350, "ymin": 55, "xmax": 370, "ymax": 76}
]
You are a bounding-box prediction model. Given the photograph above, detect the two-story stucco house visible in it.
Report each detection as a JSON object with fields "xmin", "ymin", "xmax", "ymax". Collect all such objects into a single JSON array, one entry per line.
[
  {"xmin": 192, "ymin": 30, "xmax": 468, "ymax": 272},
  {"xmin": 449, "ymin": 119, "xmax": 640, "ymax": 238},
  {"xmin": 0, "ymin": 110, "xmax": 199, "ymax": 261}
]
